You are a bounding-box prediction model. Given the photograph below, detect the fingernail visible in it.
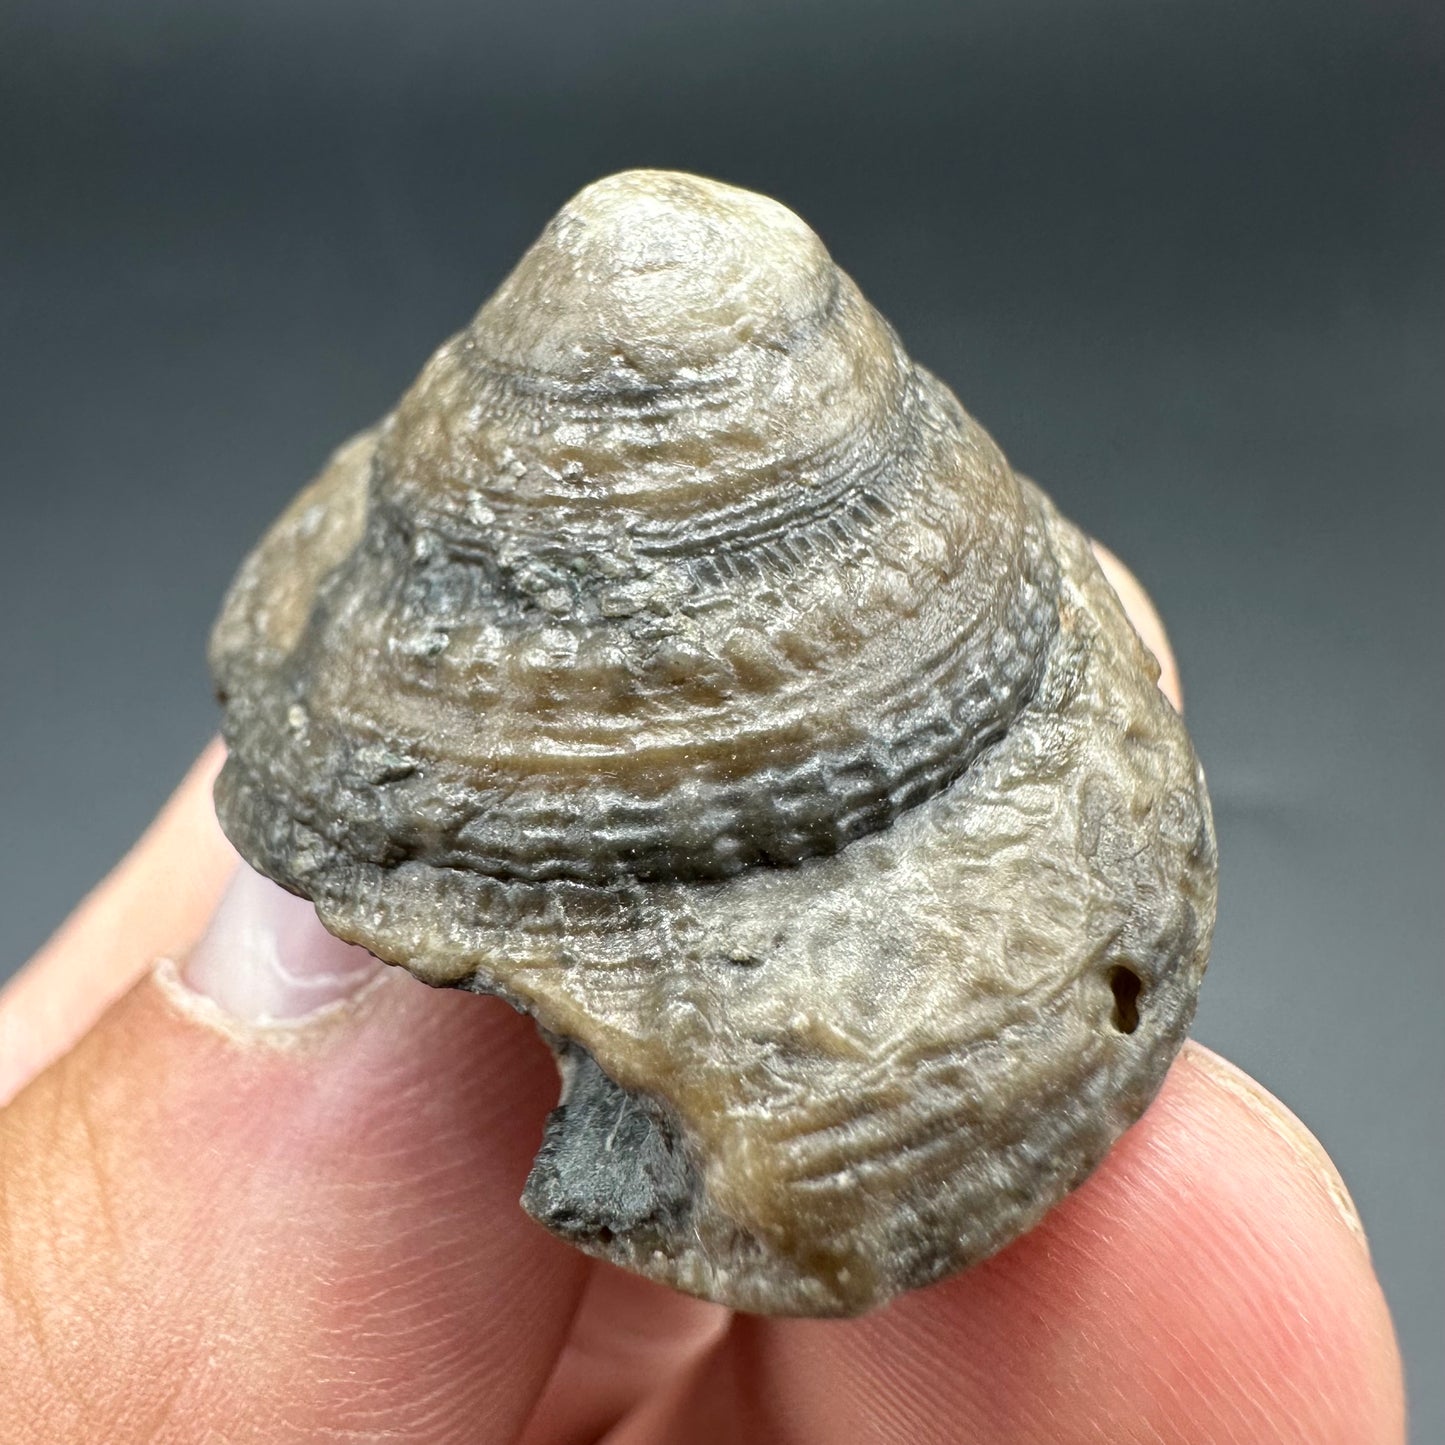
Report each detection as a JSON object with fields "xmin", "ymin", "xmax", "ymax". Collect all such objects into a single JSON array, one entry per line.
[
  {"xmin": 1183, "ymin": 1041, "xmax": 1370, "ymax": 1254},
  {"xmin": 181, "ymin": 865, "xmax": 383, "ymax": 1025}
]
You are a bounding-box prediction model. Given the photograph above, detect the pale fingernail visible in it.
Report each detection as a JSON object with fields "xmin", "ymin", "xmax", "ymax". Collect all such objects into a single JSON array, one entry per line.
[
  {"xmin": 1183, "ymin": 1041, "xmax": 1370, "ymax": 1254},
  {"xmin": 181, "ymin": 865, "xmax": 383, "ymax": 1024}
]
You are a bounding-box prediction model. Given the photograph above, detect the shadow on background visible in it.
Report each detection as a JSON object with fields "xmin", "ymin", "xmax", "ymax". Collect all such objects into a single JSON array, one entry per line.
[{"xmin": 2, "ymin": 0, "xmax": 1441, "ymax": 1432}]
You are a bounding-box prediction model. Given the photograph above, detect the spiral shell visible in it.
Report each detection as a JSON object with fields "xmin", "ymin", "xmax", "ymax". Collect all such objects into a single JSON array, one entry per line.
[{"xmin": 211, "ymin": 170, "xmax": 1217, "ymax": 1316}]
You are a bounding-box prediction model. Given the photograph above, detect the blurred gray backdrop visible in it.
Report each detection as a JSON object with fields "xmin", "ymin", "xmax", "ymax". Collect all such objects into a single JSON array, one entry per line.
[{"xmin": 2, "ymin": 0, "xmax": 1440, "ymax": 1433}]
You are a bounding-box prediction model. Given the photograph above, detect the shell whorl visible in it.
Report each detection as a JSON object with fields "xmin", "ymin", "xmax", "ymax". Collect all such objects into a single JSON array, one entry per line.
[
  {"xmin": 209, "ymin": 170, "xmax": 1218, "ymax": 1316},
  {"xmin": 215, "ymin": 169, "xmax": 1058, "ymax": 885}
]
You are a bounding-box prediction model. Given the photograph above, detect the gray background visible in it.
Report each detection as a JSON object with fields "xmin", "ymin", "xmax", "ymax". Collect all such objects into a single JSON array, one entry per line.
[{"xmin": 2, "ymin": 0, "xmax": 1440, "ymax": 1433}]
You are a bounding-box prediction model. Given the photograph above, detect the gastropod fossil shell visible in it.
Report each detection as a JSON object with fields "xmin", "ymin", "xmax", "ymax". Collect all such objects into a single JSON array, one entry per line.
[{"xmin": 210, "ymin": 169, "xmax": 1217, "ymax": 1316}]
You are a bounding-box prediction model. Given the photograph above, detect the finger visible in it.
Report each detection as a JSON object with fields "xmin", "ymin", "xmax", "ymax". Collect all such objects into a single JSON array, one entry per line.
[
  {"xmin": 4, "ymin": 742, "xmax": 727, "ymax": 1439},
  {"xmin": 0, "ymin": 740, "xmax": 232, "ymax": 1104},
  {"xmin": 0, "ymin": 867, "xmax": 590, "ymax": 1444},
  {"xmin": 518, "ymin": 1265, "xmax": 730, "ymax": 1445},
  {"xmin": 1092, "ymin": 540, "xmax": 1183, "ymax": 711},
  {"xmin": 691, "ymin": 1042, "xmax": 1402, "ymax": 1445}
]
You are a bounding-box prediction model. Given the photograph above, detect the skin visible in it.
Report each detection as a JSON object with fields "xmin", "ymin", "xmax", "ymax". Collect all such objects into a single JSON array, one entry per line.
[{"xmin": 0, "ymin": 549, "xmax": 1404, "ymax": 1444}]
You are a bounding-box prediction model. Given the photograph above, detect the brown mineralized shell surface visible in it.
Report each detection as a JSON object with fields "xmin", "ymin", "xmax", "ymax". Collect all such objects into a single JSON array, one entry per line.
[{"xmin": 210, "ymin": 169, "xmax": 1217, "ymax": 1316}]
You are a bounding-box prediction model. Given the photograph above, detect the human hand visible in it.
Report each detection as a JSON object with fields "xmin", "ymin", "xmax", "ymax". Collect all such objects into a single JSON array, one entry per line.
[{"xmin": 0, "ymin": 549, "xmax": 1404, "ymax": 1444}]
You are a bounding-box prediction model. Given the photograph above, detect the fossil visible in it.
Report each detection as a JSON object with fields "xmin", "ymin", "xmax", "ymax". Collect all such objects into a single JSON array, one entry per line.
[{"xmin": 210, "ymin": 169, "xmax": 1217, "ymax": 1316}]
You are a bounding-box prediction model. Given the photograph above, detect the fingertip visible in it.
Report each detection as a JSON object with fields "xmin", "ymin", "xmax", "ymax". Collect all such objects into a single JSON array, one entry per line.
[
  {"xmin": 1092, "ymin": 540, "xmax": 1184, "ymax": 712},
  {"xmin": 0, "ymin": 739, "xmax": 236, "ymax": 1104},
  {"xmin": 1175, "ymin": 1041, "xmax": 1369, "ymax": 1253},
  {"xmin": 1158, "ymin": 1044, "xmax": 1402, "ymax": 1424},
  {"xmin": 518, "ymin": 1264, "xmax": 732, "ymax": 1444},
  {"xmin": 2, "ymin": 920, "xmax": 589, "ymax": 1440},
  {"xmin": 744, "ymin": 1045, "xmax": 1404, "ymax": 1445}
]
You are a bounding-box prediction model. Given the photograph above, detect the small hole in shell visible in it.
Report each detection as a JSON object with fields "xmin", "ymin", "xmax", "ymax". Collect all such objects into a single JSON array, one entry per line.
[{"xmin": 1108, "ymin": 965, "xmax": 1143, "ymax": 1034}]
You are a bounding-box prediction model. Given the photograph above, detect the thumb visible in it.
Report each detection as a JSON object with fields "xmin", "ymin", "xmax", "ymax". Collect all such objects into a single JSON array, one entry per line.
[{"xmin": 1, "ymin": 861, "xmax": 589, "ymax": 1443}]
